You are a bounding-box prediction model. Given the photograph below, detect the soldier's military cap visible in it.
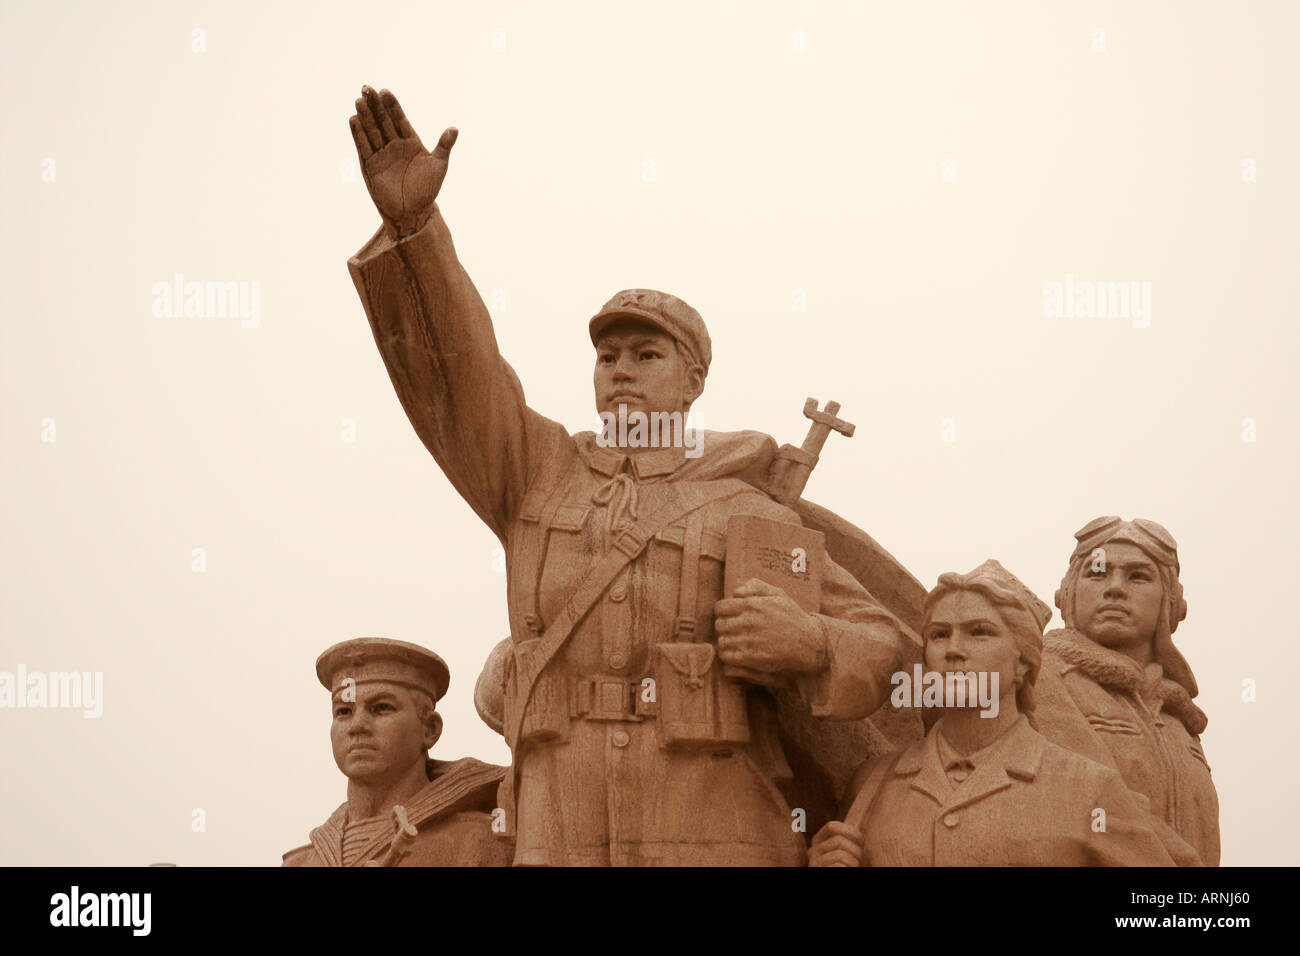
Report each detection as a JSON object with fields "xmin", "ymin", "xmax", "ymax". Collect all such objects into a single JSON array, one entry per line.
[
  {"xmin": 589, "ymin": 289, "xmax": 712, "ymax": 374},
  {"xmin": 316, "ymin": 637, "xmax": 450, "ymax": 703}
]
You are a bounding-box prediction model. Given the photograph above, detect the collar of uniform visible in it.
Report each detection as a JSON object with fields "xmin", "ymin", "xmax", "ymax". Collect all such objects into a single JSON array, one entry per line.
[
  {"xmin": 575, "ymin": 433, "xmax": 687, "ymax": 479},
  {"xmin": 631, "ymin": 446, "xmax": 688, "ymax": 478},
  {"xmin": 1045, "ymin": 627, "xmax": 1207, "ymax": 735},
  {"xmin": 403, "ymin": 757, "xmax": 505, "ymax": 828},
  {"xmin": 308, "ymin": 803, "xmax": 349, "ymax": 867},
  {"xmin": 306, "ymin": 758, "xmax": 505, "ymax": 866},
  {"xmin": 935, "ymin": 716, "xmax": 1040, "ymax": 781},
  {"xmin": 897, "ymin": 715, "xmax": 1041, "ymax": 781},
  {"xmin": 340, "ymin": 759, "xmax": 504, "ymax": 866},
  {"xmin": 934, "ymin": 727, "xmax": 972, "ymax": 773},
  {"xmin": 897, "ymin": 716, "xmax": 1043, "ymax": 810},
  {"xmin": 1046, "ymin": 627, "xmax": 1147, "ymax": 690}
]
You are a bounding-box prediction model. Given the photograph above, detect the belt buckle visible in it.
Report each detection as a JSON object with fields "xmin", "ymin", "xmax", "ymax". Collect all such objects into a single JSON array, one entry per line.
[{"xmin": 577, "ymin": 676, "xmax": 641, "ymax": 722}]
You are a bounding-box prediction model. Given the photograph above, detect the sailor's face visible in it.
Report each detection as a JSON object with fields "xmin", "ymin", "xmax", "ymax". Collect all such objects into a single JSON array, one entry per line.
[
  {"xmin": 330, "ymin": 681, "xmax": 428, "ymax": 784},
  {"xmin": 1074, "ymin": 542, "xmax": 1163, "ymax": 652},
  {"xmin": 923, "ymin": 591, "xmax": 1023, "ymax": 705},
  {"xmin": 594, "ymin": 323, "xmax": 700, "ymax": 419}
]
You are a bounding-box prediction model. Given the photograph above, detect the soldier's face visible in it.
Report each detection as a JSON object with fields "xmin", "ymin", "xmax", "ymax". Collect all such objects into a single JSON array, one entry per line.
[
  {"xmin": 1073, "ymin": 542, "xmax": 1164, "ymax": 652},
  {"xmin": 923, "ymin": 591, "xmax": 1024, "ymax": 705},
  {"xmin": 330, "ymin": 681, "xmax": 433, "ymax": 785},
  {"xmin": 594, "ymin": 323, "xmax": 702, "ymax": 418}
]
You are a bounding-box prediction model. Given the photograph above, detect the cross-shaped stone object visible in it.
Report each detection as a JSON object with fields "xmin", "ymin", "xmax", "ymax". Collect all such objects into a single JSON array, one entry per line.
[
  {"xmin": 768, "ymin": 399, "xmax": 856, "ymax": 506},
  {"xmin": 800, "ymin": 398, "xmax": 856, "ymax": 453}
]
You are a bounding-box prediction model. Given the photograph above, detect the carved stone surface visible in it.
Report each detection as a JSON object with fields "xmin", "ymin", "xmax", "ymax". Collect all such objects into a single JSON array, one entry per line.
[
  {"xmin": 341, "ymin": 86, "xmax": 1218, "ymax": 867},
  {"xmin": 282, "ymin": 638, "xmax": 510, "ymax": 867},
  {"xmin": 346, "ymin": 87, "xmax": 916, "ymax": 865},
  {"xmin": 1033, "ymin": 517, "xmax": 1220, "ymax": 865},
  {"xmin": 810, "ymin": 561, "xmax": 1197, "ymax": 866}
]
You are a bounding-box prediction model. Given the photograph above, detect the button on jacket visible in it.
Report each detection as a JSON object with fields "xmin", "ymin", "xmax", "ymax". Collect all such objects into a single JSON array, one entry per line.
[{"xmin": 348, "ymin": 209, "xmax": 909, "ymax": 865}]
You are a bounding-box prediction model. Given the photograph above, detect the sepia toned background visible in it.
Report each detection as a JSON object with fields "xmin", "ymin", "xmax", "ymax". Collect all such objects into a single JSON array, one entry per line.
[{"xmin": 2, "ymin": 0, "xmax": 1296, "ymax": 865}]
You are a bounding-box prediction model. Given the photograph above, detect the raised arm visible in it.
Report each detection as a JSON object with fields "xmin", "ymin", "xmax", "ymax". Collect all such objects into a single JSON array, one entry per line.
[{"xmin": 347, "ymin": 87, "xmax": 567, "ymax": 538}]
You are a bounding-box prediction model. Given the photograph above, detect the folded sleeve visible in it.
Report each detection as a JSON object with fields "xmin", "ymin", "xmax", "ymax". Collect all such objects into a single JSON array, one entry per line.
[{"xmin": 797, "ymin": 556, "xmax": 909, "ymax": 720}]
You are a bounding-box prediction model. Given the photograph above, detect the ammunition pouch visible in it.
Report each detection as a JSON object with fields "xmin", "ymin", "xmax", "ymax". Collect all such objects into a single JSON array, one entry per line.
[{"xmin": 654, "ymin": 642, "xmax": 751, "ymax": 748}]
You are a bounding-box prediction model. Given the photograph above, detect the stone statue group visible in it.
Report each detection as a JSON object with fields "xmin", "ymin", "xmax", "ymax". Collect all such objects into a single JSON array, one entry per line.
[{"xmin": 280, "ymin": 87, "xmax": 1218, "ymax": 867}]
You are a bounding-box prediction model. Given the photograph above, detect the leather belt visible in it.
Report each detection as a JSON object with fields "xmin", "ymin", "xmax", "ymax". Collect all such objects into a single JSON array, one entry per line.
[{"xmin": 572, "ymin": 675, "xmax": 658, "ymax": 721}]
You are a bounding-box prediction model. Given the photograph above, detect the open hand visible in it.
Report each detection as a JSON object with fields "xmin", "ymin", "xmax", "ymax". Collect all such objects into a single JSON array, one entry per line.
[{"xmin": 349, "ymin": 86, "xmax": 457, "ymax": 238}]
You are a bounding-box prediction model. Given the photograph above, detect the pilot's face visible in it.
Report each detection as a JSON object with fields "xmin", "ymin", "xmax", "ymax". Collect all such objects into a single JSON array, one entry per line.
[{"xmin": 1074, "ymin": 541, "xmax": 1164, "ymax": 653}]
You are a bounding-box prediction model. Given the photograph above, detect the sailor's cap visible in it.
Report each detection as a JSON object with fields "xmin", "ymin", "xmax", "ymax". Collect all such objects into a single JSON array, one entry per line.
[{"xmin": 316, "ymin": 637, "xmax": 450, "ymax": 703}]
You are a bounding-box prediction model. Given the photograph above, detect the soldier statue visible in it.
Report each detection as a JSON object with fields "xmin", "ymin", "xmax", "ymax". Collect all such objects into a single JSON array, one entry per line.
[{"xmin": 346, "ymin": 86, "xmax": 918, "ymax": 865}]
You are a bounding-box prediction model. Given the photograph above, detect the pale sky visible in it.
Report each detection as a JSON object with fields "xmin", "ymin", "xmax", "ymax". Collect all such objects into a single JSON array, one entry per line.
[{"xmin": 2, "ymin": 0, "xmax": 1297, "ymax": 865}]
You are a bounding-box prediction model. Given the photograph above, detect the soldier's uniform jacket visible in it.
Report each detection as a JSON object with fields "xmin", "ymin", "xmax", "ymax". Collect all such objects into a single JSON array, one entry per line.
[
  {"xmin": 282, "ymin": 758, "xmax": 510, "ymax": 867},
  {"xmin": 846, "ymin": 716, "xmax": 1185, "ymax": 866},
  {"xmin": 1033, "ymin": 628, "xmax": 1220, "ymax": 865},
  {"xmin": 349, "ymin": 209, "xmax": 908, "ymax": 865}
]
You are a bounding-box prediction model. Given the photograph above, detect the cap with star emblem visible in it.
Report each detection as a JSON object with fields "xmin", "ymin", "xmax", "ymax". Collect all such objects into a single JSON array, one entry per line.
[
  {"xmin": 589, "ymin": 288, "xmax": 712, "ymax": 374},
  {"xmin": 315, "ymin": 637, "xmax": 450, "ymax": 703}
]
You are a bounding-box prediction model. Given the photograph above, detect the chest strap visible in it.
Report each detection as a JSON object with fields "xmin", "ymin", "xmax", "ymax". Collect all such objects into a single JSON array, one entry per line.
[
  {"xmin": 498, "ymin": 479, "xmax": 755, "ymax": 828},
  {"xmin": 506, "ymin": 478, "xmax": 752, "ymax": 750}
]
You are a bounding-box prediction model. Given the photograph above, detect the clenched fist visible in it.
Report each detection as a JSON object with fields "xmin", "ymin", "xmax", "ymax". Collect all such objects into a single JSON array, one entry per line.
[
  {"xmin": 349, "ymin": 86, "xmax": 457, "ymax": 238},
  {"xmin": 809, "ymin": 821, "xmax": 866, "ymax": 867}
]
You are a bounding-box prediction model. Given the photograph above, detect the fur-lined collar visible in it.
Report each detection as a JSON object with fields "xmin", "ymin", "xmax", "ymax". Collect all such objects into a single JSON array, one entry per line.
[{"xmin": 1045, "ymin": 628, "xmax": 1207, "ymax": 736}]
